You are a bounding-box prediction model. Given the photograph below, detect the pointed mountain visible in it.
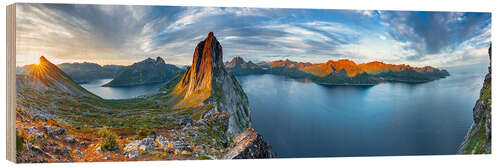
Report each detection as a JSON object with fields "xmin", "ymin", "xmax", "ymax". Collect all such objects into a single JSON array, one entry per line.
[
  {"xmin": 225, "ymin": 57, "xmax": 264, "ymax": 75},
  {"xmin": 103, "ymin": 56, "xmax": 181, "ymax": 87},
  {"xmin": 171, "ymin": 32, "xmax": 251, "ymax": 135},
  {"xmin": 16, "ymin": 56, "xmax": 98, "ymax": 97}
]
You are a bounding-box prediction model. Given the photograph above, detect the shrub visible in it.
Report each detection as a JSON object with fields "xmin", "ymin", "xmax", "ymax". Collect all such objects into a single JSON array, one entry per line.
[
  {"xmin": 140, "ymin": 150, "xmax": 148, "ymax": 155},
  {"xmin": 136, "ymin": 126, "xmax": 156, "ymax": 139},
  {"xmin": 198, "ymin": 155, "xmax": 212, "ymax": 160},
  {"xmin": 16, "ymin": 132, "xmax": 24, "ymax": 152},
  {"xmin": 27, "ymin": 134, "xmax": 37, "ymax": 144},
  {"xmin": 98, "ymin": 127, "xmax": 118, "ymax": 152}
]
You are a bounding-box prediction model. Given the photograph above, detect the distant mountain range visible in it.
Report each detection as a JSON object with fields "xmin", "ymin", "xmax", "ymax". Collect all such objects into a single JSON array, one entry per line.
[
  {"xmin": 57, "ymin": 62, "xmax": 125, "ymax": 83},
  {"xmin": 225, "ymin": 57, "xmax": 264, "ymax": 75},
  {"xmin": 225, "ymin": 57, "xmax": 450, "ymax": 85},
  {"xmin": 17, "ymin": 57, "xmax": 181, "ymax": 87},
  {"xmin": 103, "ymin": 57, "xmax": 181, "ymax": 87},
  {"xmin": 17, "ymin": 62, "xmax": 125, "ymax": 84}
]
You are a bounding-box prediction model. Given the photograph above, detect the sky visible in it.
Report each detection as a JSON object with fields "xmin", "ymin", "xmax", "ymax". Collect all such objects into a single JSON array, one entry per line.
[{"xmin": 16, "ymin": 3, "xmax": 491, "ymax": 70}]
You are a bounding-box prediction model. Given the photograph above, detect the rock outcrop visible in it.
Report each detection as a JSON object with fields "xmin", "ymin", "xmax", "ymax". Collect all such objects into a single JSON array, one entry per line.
[
  {"xmin": 104, "ymin": 56, "xmax": 180, "ymax": 87},
  {"xmin": 458, "ymin": 44, "xmax": 492, "ymax": 154},
  {"xmin": 224, "ymin": 128, "xmax": 273, "ymax": 159},
  {"xmin": 171, "ymin": 32, "xmax": 251, "ymax": 136}
]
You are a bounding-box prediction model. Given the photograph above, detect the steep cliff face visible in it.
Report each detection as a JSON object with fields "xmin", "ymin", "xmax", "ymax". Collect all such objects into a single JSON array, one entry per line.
[
  {"xmin": 224, "ymin": 128, "xmax": 273, "ymax": 159},
  {"xmin": 172, "ymin": 32, "xmax": 251, "ymax": 136},
  {"xmin": 458, "ymin": 44, "xmax": 492, "ymax": 154}
]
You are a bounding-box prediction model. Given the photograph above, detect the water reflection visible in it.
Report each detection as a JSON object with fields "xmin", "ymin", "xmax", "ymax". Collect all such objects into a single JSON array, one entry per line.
[
  {"xmin": 237, "ymin": 73, "xmax": 483, "ymax": 157},
  {"xmin": 80, "ymin": 79, "xmax": 166, "ymax": 99}
]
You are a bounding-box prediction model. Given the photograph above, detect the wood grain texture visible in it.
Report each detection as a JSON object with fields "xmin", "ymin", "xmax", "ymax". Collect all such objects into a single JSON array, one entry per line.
[{"xmin": 6, "ymin": 3, "xmax": 16, "ymax": 162}]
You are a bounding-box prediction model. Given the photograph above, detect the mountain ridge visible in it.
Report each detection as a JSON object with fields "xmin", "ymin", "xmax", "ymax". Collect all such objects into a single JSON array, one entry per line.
[
  {"xmin": 226, "ymin": 57, "xmax": 450, "ymax": 85},
  {"xmin": 103, "ymin": 56, "xmax": 181, "ymax": 87}
]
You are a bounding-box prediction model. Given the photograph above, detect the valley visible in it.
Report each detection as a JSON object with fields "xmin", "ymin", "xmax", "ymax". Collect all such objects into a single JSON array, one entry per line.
[{"xmin": 15, "ymin": 33, "xmax": 272, "ymax": 162}]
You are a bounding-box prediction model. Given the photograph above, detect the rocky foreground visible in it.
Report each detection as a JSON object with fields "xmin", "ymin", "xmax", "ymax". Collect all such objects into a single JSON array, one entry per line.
[{"xmin": 15, "ymin": 32, "xmax": 272, "ymax": 163}]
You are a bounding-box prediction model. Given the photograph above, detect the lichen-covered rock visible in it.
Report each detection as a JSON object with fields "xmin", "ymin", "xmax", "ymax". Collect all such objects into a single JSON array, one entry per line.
[
  {"xmin": 44, "ymin": 126, "xmax": 66, "ymax": 136},
  {"xmin": 124, "ymin": 141, "xmax": 140, "ymax": 153},
  {"xmin": 127, "ymin": 151, "xmax": 139, "ymax": 159},
  {"xmin": 156, "ymin": 135, "xmax": 169, "ymax": 148},
  {"xmin": 224, "ymin": 128, "xmax": 273, "ymax": 159}
]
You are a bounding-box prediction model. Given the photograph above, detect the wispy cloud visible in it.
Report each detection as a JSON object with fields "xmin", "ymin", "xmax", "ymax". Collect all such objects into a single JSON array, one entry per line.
[{"xmin": 16, "ymin": 4, "xmax": 491, "ymax": 71}]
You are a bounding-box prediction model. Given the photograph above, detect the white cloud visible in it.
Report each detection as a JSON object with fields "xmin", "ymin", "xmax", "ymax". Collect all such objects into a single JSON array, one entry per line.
[{"xmin": 379, "ymin": 35, "xmax": 387, "ymax": 40}]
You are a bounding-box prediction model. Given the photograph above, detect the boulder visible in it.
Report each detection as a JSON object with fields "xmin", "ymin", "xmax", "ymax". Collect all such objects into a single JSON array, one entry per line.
[
  {"xmin": 127, "ymin": 151, "xmax": 139, "ymax": 159},
  {"xmin": 124, "ymin": 141, "xmax": 140, "ymax": 153},
  {"xmin": 45, "ymin": 126, "xmax": 66, "ymax": 136},
  {"xmin": 224, "ymin": 128, "xmax": 273, "ymax": 159}
]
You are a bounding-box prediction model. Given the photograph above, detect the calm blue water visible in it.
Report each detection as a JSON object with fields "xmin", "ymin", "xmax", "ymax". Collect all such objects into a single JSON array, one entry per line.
[
  {"xmin": 80, "ymin": 79, "xmax": 166, "ymax": 99},
  {"xmin": 237, "ymin": 71, "xmax": 485, "ymax": 157},
  {"xmin": 80, "ymin": 70, "xmax": 485, "ymax": 157}
]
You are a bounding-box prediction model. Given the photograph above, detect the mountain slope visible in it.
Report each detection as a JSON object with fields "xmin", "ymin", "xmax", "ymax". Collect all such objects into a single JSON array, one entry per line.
[
  {"xmin": 170, "ymin": 32, "xmax": 251, "ymax": 135},
  {"xmin": 225, "ymin": 57, "xmax": 264, "ymax": 75},
  {"xmin": 16, "ymin": 56, "xmax": 98, "ymax": 98},
  {"xmin": 104, "ymin": 57, "xmax": 181, "ymax": 87},
  {"xmin": 458, "ymin": 44, "xmax": 492, "ymax": 154}
]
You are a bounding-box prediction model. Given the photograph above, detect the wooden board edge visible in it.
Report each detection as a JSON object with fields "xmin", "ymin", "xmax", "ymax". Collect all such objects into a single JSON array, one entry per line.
[{"xmin": 6, "ymin": 3, "xmax": 17, "ymax": 163}]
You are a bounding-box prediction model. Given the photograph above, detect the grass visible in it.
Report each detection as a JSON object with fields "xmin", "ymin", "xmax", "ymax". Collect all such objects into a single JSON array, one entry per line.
[
  {"xmin": 16, "ymin": 132, "xmax": 24, "ymax": 152},
  {"xmin": 481, "ymin": 79, "xmax": 491, "ymax": 103},
  {"xmin": 198, "ymin": 155, "xmax": 212, "ymax": 160},
  {"xmin": 463, "ymin": 119, "xmax": 488, "ymax": 154}
]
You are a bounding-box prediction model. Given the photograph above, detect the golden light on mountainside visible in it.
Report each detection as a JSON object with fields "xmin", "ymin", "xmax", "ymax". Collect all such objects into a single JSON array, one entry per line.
[{"xmin": 31, "ymin": 59, "xmax": 48, "ymax": 82}]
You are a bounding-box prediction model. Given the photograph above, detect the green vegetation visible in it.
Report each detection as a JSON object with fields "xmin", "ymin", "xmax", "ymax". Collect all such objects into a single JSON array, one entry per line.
[
  {"xmin": 160, "ymin": 71, "xmax": 184, "ymax": 92},
  {"xmin": 481, "ymin": 79, "xmax": 491, "ymax": 102},
  {"xmin": 140, "ymin": 150, "xmax": 149, "ymax": 155},
  {"xmin": 16, "ymin": 132, "xmax": 24, "ymax": 152},
  {"xmin": 136, "ymin": 126, "xmax": 156, "ymax": 139},
  {"xmin": 463, "ymin": 119, "xmax": 488, "ymax": 154},
  {"xmin": 198, "ymin": 155, "xmax": 212, "ymax": 160},
  {"xmin": 27, "ymin": 134, "xmax": 38, "ymax": 145},
  {"xmin": 98, "ymin": 127, "xmax": 119, "ymax": 152}
]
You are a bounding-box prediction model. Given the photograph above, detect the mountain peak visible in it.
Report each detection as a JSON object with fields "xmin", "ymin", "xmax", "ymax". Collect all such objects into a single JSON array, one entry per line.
[
  {"xmin": 155, "ymin": 56, "xmax": 165, "ymax": 64},
  {"xmin": 39, "ymin": 56, "xmax": 51, "ymax": 65},
  {"xmin": 174, "ymin": 32, "xmax": 224, "ymax": 101},
  {"xmin": 19, "ymin": 56, "xmax": 97, "ymax": 97},
  {"xmin": 171, "ymin": 32, "xmax": 250, "ymax": 134}
]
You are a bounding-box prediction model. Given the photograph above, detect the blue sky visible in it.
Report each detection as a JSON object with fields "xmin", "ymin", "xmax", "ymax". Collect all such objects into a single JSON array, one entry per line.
[{"xmin": 16, "ymin": 3, "xmax": 491, "ymax": 70}]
